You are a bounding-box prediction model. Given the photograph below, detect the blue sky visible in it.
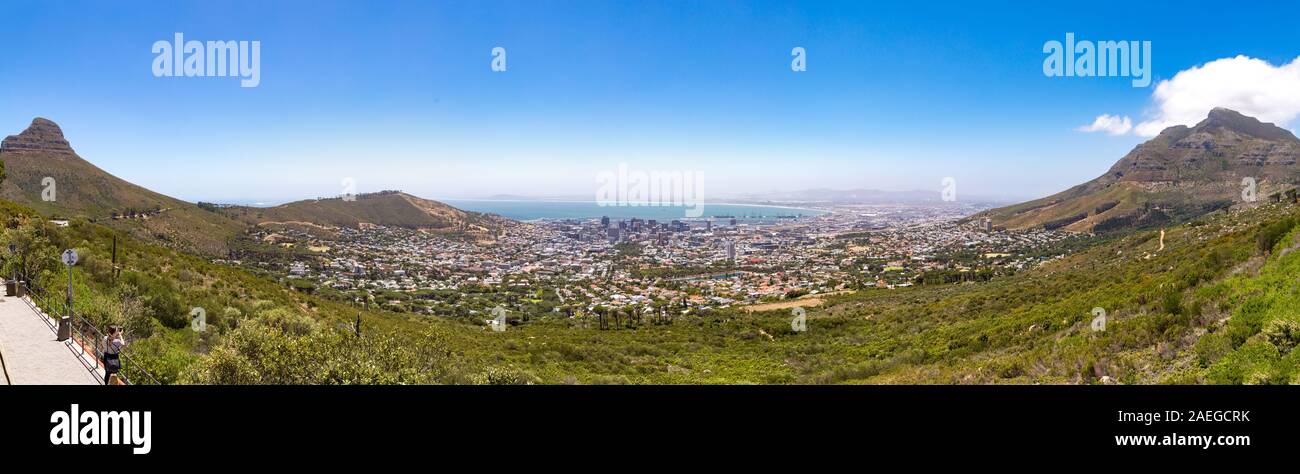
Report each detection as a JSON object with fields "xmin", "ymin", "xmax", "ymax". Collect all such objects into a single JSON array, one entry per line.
[{"xmin": 2, "ymin": 0, "xmax": 1300, "ymax": 204}]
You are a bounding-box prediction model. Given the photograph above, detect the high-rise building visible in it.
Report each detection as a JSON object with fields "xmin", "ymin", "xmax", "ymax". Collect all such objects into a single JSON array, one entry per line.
[
  {"xmin": 725, "ymin": 240, "xmax": 736, "ymax": 261},
  {"xmin": 601, "ymin": 216, "xmax": 610, "ymax": 228}
]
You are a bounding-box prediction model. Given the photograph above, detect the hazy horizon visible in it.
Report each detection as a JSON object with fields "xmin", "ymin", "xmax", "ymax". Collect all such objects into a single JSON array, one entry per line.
[{"xmin": 188, "ymin": 187, "xmax": 1029, "ymax": 208}]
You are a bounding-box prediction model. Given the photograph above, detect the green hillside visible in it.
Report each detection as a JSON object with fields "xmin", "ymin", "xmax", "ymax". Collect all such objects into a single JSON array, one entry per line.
[
  {"xmin": 221, "ymin": 190, "xmax": 510, "ymax": 243},
  {"xmin": 6, "ymin": 186, "xmax": 1300, "ymax": 384},
  {"xmin": 1, "ymin": 118, "xmax": 508, "ymax": 256},
  {"xmin": 0, "ymin": 118, "xmax": 246, "ymax": 256}
]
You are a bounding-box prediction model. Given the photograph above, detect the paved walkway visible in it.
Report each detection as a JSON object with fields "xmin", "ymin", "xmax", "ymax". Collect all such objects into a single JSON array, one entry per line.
[{"xmin": 0, "ymin": 290, "xmax": 101, "ymax": 385}]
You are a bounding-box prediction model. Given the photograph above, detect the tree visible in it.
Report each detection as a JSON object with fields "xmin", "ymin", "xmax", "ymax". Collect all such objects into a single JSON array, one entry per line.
[{"xmin": 2, "ymin": 221, "xmax": 59, "ymax": 289}]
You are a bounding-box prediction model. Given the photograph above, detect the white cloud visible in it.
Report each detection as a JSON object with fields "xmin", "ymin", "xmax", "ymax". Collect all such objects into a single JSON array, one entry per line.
[
  {"xmin": 1127, "ymin": 55, "xmax": 1300, "ymax": 136},
  {"xmin": 1076, "ymin": 114, "xmax": 1133, "ymax": 135}
]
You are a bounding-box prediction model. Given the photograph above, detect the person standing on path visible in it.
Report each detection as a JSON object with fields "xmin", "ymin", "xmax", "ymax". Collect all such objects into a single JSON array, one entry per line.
[{"xmin": 102, "ymin": 325, "xmax": 125, "ymax": 385}]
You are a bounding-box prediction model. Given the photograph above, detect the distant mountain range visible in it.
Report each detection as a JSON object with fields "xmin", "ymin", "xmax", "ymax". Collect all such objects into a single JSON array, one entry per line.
[
  {"xmin": 980, "ymin": 108, "xmax": 1300, "ymax": 232},
  {"xmin": 0, "ymin": 118, "xmax": 510, "ymax": 254}
]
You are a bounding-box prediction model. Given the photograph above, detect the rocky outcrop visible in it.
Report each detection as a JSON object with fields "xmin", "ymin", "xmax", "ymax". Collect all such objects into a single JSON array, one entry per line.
[
  {"xmin": 1103, "ymin": 108, "xmax": 1300, "ymax": 183},
  {"xmin": 1, "ymin": 118, "xmax": 76, "ymax": 155}
]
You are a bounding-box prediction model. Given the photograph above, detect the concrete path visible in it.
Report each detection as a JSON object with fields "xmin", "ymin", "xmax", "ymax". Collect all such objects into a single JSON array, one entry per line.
[{"xmin": 0, "ymin": 291, "xmax": 101, "ymax": 385}]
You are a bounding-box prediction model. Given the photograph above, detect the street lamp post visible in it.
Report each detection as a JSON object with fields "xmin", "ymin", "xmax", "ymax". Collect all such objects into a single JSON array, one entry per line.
[
  {"xmin": 56, "ymin": 249, "xmax": 78, "ymax": 342},
  {"xmin": 62, "ymin": 249, "xmax": 78, "ymax": 315}
]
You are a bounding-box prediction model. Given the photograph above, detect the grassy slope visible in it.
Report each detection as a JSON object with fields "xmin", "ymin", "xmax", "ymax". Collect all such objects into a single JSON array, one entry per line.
[
  {"xmin": 1, "ymin": 149, "xmax": 246, "ymax": 256},
  {"xmin": 0, "ymin": 201, "xmax": 482, "ymax": 383},
  {"xmin": 988, "ymin": 181, "xmax": 1142, "ymax": 231},
  {"xmin": 220, "ymin": 192, "xmax": 508, "ymax": 242}
]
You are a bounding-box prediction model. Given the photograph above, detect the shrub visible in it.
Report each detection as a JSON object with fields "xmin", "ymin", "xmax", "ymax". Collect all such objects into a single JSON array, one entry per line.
[
  {"xmin": 1161, "ymin": 292, "xmax": 1183, "ymax": 315},
  {"xmin": 147, "ymin": 292, "xmax": 188, "ymax": 329},
  {"xmin": 1195, "ymin": 333, "xmax": 1232, "ymax": 367},
  {"xmin": 1256, "ymin": 217, "xmax": 1298, "ymax": 255},
  {"xmin": 185, "ymin": 319, "xmax": 452, "ymax": 384},
  {"xmin": 1261, "ymin": 319, "xmax": 1300, "ymax": 354}
]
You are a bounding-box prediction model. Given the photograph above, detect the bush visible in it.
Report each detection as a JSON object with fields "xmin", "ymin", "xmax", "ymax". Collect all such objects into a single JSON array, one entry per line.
[
  {"xmin": 1161, "ymin": 292, "xmax": 1183, "ymax": 315},
  {"xmin": 1195, "ymin": 333, "xmax": 1232, "ymax": 367},
  {"xmin": 1207, "ymin": 341, "xmax": 1283, "ymax": 384},
  {"xmin": 1261, "ymin": 319, "xmax": 1300, "ymax": 354},
  {"xmin": 1256, "ymin": 217, "xmax": 1298, "ymax": 255},
  {"xmin": 147, "ymin": 292, "xmax": 188, "ymax": 329},
  {"xmin": 185, "ymin": 318, "xmax": 454, "ymax": 384}
]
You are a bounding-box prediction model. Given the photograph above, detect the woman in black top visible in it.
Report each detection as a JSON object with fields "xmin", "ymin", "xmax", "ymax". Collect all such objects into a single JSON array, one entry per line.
[{"xmin": 102, "ymin": 325, "xmax": 125, "ymax": 385}]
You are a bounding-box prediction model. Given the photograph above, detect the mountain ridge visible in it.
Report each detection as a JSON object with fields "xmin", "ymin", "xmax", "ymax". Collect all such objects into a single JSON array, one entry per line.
[
  {"xmin": 0, "ymin": 118, "xmax": 511, "ymax": 253},
  {"xmin": 979, "ymin": 108, "xmax": 1300, "ymax": 233},
  {"xmin": 220, "ymin": 190, "xmax": 512, "ymax": 243},
  {"xmin": 0, "ymin": 117, "xmax": 247, "ymax": 255}
]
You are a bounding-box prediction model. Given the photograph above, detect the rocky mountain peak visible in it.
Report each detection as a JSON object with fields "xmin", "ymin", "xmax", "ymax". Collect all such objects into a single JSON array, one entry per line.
[
  {"xmin": 1192, "ymin": 108, "xmax": 1297, "ymax": 142},
  {"xmin": 1, "ymin": 118, "xmax": 76, "ymax": 155},
  {"xmin": 1109, "ymin": 109, "xmax": 1300, "ymax": 182},
  {"xmin": 983, "ymin": 109, "xmax": 1300, "ymax": 233}
]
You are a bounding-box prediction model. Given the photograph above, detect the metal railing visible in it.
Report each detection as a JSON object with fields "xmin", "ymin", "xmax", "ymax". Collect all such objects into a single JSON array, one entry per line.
[
  {"xmin": 16, "ymin": 279, "xmax": 160, "ymax": 385},
  {"xmin": 0, "ymin": 334, "xmax": 10, "ymax": 385}
]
